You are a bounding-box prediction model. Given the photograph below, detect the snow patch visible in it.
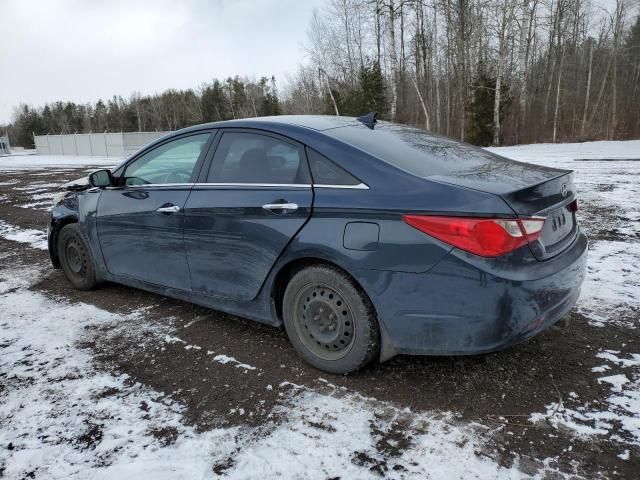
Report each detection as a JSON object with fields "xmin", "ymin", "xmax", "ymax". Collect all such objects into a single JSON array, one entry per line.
[
  {"xmin": 0, "ymin": 283, "xmax": 239, "ymax": 479},
  {"xmin": 598, "ymin": 374, "xmax": 630, "ymax": 393},
  {"xmin": 531, "ymin": 351, "xmax": 640, "ymax": 446},
  {"xmin": 0, "ymin": 153, "xmax": 116, "ymax": 171},
  {"xmin": 211, "ymin": 353, "xmax": 257, "ymax": 371},
  {"xmin": 578, "ymin": 241, "xmax": 640, "ymax": 318},
  {"xmin": 225, "ymin": 389, "xmax": 519, "ymax": 479},
  {"xmin": 0, "ymin": 220, "xmax": 48, "ymax": 250}
]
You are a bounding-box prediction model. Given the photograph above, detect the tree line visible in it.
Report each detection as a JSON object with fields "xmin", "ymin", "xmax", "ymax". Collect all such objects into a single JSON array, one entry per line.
[
  {"xmin": 289, "ymin": 0, "xmax": 640, "ymax": 146},
  {"xmin": 3, "ymin": 77, "xmax": 280, "ymax": 148},
  {"xmin": 3, "ymin": 0, "xmax": 640, "ymax": 148}
]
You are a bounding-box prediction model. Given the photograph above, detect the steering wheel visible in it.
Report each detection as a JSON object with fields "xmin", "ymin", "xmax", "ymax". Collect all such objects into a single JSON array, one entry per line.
[{"xmin": 162, "ymin": 170, "xmax": 192, "ymax": 183}]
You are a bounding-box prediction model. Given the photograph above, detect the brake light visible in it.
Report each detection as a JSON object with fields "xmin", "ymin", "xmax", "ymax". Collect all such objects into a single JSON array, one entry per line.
[
  {"xmin": 567, "ymin": 199, "xmax": 578, "ymax": 212},
  {"xmin": 402, "ymin": 215, "xmax": 546, "ymax": 257}
]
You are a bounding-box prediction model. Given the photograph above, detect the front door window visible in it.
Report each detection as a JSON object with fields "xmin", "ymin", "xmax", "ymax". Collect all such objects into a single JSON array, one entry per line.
[{"xmin": 124, "ymin": 134, "xmax": 210, "ymax": 185}]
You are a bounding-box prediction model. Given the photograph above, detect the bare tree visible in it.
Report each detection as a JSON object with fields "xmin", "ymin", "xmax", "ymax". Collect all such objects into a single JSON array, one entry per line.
[{"xmin": 493, "ymin": 0, "xmax": 517, "ymax": 146}]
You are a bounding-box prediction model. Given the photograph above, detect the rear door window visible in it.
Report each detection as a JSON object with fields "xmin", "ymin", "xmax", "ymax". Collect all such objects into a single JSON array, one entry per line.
[{"xmin": 207, "ymin": 132, "xmax": 309, "ymax": 184}]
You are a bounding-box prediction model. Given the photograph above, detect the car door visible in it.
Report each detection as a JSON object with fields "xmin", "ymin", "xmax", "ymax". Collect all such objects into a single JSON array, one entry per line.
[
  {"xmin": 183, "ymin": 130, "xmax": 313, "ymax": 301},
  {"xmin": 97, "ymin": 132, "xmax": 213, "ymax": 290}
]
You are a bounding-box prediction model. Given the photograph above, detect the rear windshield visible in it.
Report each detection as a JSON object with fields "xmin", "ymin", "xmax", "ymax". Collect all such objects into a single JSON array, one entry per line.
[{"xmin": 327, "ymin": 122, "xmax": 532, "ymax": 179}]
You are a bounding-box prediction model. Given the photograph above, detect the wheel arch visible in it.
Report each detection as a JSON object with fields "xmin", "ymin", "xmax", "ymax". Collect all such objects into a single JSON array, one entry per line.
[
  {"xmin": 269, "ymin": 256, "xmax": 397, "ymax": 363},
  {"xmin": 271, "ymin": 257, "xmax": 341, "ymax": 322},
  {"xmin": 49, "ymin": 215, "xmax": 79, "ymax": 268}
]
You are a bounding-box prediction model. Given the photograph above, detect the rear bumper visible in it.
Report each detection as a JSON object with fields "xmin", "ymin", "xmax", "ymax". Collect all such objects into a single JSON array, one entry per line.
[{"xmin": 359, "ymin": 230, "xmax": 588, "ymax": 357}]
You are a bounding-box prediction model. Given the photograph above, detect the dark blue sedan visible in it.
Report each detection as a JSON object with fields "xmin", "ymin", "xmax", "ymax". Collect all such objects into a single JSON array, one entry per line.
[{"xmin": 48, "ymin": 115, "xmax": 587, "ymax": 374}]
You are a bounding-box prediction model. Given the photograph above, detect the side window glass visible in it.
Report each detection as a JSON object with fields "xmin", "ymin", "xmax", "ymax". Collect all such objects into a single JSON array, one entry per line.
[
  {"xmin": 306, "ymin": 148, "xmax": 361, "ymax": 186},
  {"xmin": 124, "ymin": 133, "xmax": 210, "ymax": 185},
  {"xmin": 207, "ymin": 132, "xmax": 309, "ymax": 184}
]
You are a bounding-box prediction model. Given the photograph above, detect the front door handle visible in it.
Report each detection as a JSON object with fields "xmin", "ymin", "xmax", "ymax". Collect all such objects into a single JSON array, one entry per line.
[
  {"xmin": 262, "ymin": 202, "xmax": 298, "ymax": 213},
  {"xmin": 156, "ymin": 204, "xmax": 181, "ymax": 214}
]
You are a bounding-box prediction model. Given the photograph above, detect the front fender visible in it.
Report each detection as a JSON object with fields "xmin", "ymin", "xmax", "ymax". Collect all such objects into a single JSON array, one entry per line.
[
  {"xmin": 49, "ymin": 189, "xmax": 105, "ymax": 278},
  {"xmin": 48, "ymin": 201, "xmax": 79, "ymax": 268}
]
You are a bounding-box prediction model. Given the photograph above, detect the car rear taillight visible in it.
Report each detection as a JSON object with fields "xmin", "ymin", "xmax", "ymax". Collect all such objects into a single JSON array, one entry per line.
[
  {"xmin": 402, "ymin": 215, "xmax": 546, "ymax": 258},
  {"xmin": 567, "ymin": 199, "xmax": 578, "ymax": 212}
]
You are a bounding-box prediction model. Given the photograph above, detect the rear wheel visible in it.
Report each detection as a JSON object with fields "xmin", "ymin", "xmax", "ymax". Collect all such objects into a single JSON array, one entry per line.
[
  {"xmin": 282, "ymin": 265, "xmax": 379, "ymax": 374},
  {"xmin": 58, "ymin": 223, "xmax": 99, "ymax": 291}
]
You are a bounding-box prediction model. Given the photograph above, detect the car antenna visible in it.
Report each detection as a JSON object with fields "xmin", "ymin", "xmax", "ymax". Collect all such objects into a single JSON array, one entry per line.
[{"xmin": 356, "ymin": 112, "xmax": 378, "ymax": 130}]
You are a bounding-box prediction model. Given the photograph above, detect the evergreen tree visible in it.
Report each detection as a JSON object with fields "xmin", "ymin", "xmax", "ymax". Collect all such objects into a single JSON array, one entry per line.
[
  {"xmin": 201, "ymin": 80, "xmax": 229, "ymax": 121},
  {"xmin": 357, "ymin": 62, "xmax": 388, "ymax": 118},
  {"xmin": 468, "ymin": 63, "xmax": 511, "ymax": 146},
  {"xmin": 323, "ymin": 61, "xmax": 387, "ymax": 118},
  {"xmin": 259, "ymin": 76, "xmax": 281, "ymax": 116}
]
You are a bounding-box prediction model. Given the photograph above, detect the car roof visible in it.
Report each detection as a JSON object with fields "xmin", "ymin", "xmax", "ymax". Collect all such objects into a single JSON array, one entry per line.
[
  {"xmin": 180, "ymin": 115, "xmax": 362, "ymax": 134},
  {"xmin": 242, "ymin": 115, "xmax": 362, "ymax": 131}
]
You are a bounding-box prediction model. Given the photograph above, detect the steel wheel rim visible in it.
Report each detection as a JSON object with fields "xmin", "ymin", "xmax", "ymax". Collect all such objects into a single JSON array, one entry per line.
[
  {"xmin": 65, "ymin": 238, "xmax": 86, "ymax": 277},
  {"xmin": 293, "ymin": 282, "xmax": 356, "ymax": 361}
]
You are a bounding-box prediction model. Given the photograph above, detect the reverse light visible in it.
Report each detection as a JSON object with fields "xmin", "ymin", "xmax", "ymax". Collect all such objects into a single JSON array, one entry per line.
[{"xmin": 403, "ymin": 215, "xmax": 546, "ymax": 258}]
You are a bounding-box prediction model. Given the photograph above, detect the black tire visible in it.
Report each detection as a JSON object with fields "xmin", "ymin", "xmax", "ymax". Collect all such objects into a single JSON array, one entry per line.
[
  {"xmin": 282, "ymin": 265, "xmax": 380, "ymax": 374},
  {"xmin": 57, "ymin": 223, "xmax": 99, "ymax": 291}
]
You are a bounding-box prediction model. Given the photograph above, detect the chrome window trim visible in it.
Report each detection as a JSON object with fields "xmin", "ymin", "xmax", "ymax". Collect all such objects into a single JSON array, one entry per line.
[
  {"xmin": 106, "ymin": 183, "xmax": 195, "ymax": 190},
  {"xmin": 191, "ymin": 182, "xmax": 369, "ymax": 190},
  {"xmin": 129, "ymin": 183, "xmax": 196, "ymax": 188},
  {"xmin": 314, "ymin": 183, "xmax": 369, "ymax": 190},
  {"xmin": 106, "ymin": 182, "xmax": 369, "ymax": 190},
  {"xmin": 193, "ymin": 183, "xmax": 312, "ymax": 188}
]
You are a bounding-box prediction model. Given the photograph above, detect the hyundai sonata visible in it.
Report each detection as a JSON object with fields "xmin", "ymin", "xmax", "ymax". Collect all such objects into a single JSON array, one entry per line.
[{"xmin": 48, "ymin": 114, "xmax": 587, "ymax": 374}]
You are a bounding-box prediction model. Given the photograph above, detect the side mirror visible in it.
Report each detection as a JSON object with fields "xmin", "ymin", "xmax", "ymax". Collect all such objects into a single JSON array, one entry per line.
[{"xmin": 89, "ymin": 169, "xmax": 113, "ymax": 188}]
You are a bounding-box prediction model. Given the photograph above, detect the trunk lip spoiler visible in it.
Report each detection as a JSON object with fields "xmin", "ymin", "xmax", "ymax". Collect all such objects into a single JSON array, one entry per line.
[{"xmin": 425, "ymin": 169, "xmax": 574, "ymax": 197}]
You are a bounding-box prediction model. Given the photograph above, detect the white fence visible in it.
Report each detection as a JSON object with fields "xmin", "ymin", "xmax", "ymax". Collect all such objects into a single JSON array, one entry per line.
[
  {"xmin": 33, "ymin": 131, "xmax": 170, "ymax": 157},
  {"xmin": 0, "ymin": 135, "xmax": 10, "ymax": 155}
]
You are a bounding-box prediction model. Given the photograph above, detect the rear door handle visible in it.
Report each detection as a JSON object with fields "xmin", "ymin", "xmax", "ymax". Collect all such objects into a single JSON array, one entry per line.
[
  {"xmin": 262, "ymin": 202, "xmax": 298, "ymax": 213},
  {"xmin": 156, "ymin": 204, "xmax": 181, "ymax": 214}
]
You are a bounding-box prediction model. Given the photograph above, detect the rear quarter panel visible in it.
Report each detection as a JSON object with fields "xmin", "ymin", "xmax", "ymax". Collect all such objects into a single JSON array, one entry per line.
[{"xmin": 271, "ymin": 180, "xmax": 517, "ymax": 338}]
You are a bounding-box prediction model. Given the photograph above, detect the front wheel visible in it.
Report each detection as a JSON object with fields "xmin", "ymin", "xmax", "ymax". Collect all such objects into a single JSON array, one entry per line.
[
  {"xmin": 282, "ymin": 265, "xmax": 380, "ymax": 374},
  {"xmin": 57, "ymin": 223, "xmax": 99, "ymax": 291}
]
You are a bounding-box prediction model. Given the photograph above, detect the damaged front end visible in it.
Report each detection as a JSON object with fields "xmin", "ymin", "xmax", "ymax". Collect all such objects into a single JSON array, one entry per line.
[{"xmin": 48, "ymin": 179, "xmax": 88, "ymax": 268}]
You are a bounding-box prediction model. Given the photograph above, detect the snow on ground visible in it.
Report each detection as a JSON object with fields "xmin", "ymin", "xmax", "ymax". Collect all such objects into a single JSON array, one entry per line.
[
  {"xmin": 0, "ymin": 266, "xmax": 240, "ymax": 479},
  {"xmin": 227, "ymin": 389, "xmax": 512, "ymax": 480},
  {"xmin": 0, "ymin": 153, "xmax": 117, "ymax": 171},
  {"xmin": 488, "ymin": 139, "xmax": 640, "ymax": 162},
  {"xmin": 577, "ymin": 241, "xmax": 640, "ymax": 322},
  {"xmin": 0, "ymin": 220, "xmax": 48, "ymax": 249},
  {"xmin": 0, "ymin": 152, "xmax": 118, "ymax": 211},
  {"xmin": 531, "ymin": 348, "xmax": 640, "ymax": 449}
]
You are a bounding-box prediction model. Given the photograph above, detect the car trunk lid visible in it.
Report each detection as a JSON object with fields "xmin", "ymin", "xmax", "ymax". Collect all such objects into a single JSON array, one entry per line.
[
  {"xmin": 506, "ymin": 174, "xmax": 578, "ymax": 261},
  {"xmin": 429, "ymin": 160, "xmax": 578, "ymax": 261}
]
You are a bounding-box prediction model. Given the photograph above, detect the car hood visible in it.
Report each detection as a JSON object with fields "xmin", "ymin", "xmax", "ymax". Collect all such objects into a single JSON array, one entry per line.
[{"xmin": 60, "ymin": 176, "xmax": 90, "ymax": 191}]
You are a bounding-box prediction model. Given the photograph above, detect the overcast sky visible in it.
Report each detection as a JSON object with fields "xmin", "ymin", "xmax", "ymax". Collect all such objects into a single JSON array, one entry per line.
[{"xmin": 0, "ymin": 0, "xmax": 321, "ymax": 123}]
